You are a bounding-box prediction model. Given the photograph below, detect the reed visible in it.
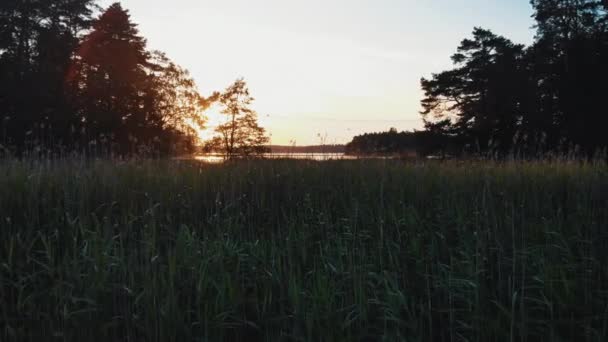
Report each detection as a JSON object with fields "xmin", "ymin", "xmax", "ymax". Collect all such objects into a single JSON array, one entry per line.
[{"xmin": 0, "ymin": 158, "xmax": 606, "ymax": 341}]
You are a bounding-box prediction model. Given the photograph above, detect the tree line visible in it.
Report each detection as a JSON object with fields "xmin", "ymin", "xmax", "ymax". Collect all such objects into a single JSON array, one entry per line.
[
  {"xmin": 0, "ymin": 1, "xmax": 268, "ymax": 157},
  {"xmin": 346, "ymin": 128, "xmax": 418, "ymax": 156},
  {"xmin": 270, "ymin": 145, "xmax": 345, "ymax": 154},
  {"xmin": 348, "ymin": 1, "xmax": 608, "ymax": 158},
  {"xmin": 420, "ymin": 0, "xmax": 608, "ymax": 157}
]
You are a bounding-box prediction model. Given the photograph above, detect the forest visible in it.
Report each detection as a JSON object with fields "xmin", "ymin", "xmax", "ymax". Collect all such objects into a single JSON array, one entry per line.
[
  {"xmin": 422, "ymin": 1, "xmax": 608, "ymax": 157},
  {"xmin": 0, "ymin": 1, "xmax": 268, "ymax": 158}
]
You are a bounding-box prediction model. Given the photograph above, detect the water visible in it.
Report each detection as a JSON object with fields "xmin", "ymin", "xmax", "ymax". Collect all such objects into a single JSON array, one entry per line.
[{"xmin": 194, "ymin": 153, "xmax": 361, "ymax": 163}]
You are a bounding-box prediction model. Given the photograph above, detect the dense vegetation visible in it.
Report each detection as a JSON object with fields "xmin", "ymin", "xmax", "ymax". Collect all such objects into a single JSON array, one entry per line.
[
  {"xmin": 0, "ymin": 2, "xmax": 208, "ymax": 155},
  {"xmin": 0, "ymin": 2, "xmax": 268, "ymax": 157},
  {"xmin": 345, "ymin": 128, "xmax": 439, "ymax": 157},
  {"xmin": 1, "ymin": 159, "xmax": 606, "ymax": 341},
  {"xmin": 423, "ymin": 1, "xmax": 608, "ymax": 156}
]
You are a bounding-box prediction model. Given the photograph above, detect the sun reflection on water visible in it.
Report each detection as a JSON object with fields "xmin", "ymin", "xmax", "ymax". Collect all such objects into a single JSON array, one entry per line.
[
  {"xmin": 194, "ymin": 153, "xmax": 360, "ymax": 163},
  {"xmin": 194, "ymin": 155, "xmax": 226, "ymax": 164}
]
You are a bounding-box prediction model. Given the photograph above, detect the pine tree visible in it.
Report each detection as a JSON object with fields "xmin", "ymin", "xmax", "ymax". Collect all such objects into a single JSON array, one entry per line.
[
  {"xmin": 420, "ymin": 28, "xmax": 527, "ymax": 154},
  {"xmin": 69, "ymin": 2, "xmax": 151, "ymax": 152},
  {"xmin": 0, "ymin": 0, "xmax": 95, "ymax": 152},
  {"xmin": 530, "ymin": 0, "xmax": 608, "ymax": 153}
]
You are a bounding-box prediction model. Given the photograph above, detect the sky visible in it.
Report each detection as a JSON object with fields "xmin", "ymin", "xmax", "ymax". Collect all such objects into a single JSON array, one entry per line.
[{"xmin": 100, "ymin": 0, "xmax": 536, "ymax": 145}]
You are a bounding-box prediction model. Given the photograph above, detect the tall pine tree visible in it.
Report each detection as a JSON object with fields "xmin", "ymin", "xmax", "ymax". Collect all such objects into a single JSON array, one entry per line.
[{"xmin": 68, "ymin": 3, "xmax": 151, "ymax": 152}]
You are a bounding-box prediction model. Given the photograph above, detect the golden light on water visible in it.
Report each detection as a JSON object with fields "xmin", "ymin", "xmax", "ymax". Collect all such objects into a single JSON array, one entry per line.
[
  {"xmin": 194, "ymin": 153, "xmax": 364, "ymax": 164},
  {"xmin": 194, "ymin": 154, "xmax": 225, "ymax": 163}
]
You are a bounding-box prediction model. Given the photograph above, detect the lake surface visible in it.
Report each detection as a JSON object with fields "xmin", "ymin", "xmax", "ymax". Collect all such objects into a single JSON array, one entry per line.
[{"xmin": 195, "ymin": 153, "xmax": 365, "ymax": 163}]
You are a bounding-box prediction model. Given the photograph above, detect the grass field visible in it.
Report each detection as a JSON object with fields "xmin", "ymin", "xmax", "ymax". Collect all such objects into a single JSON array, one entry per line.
[{"xmin": 1, "ymin": 158, "xmax": 607, "ymax": 341}]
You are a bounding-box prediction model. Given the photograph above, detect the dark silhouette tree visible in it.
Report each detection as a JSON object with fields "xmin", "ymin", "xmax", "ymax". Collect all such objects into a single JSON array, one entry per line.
[
  {"xmin": 0, "ymin": 1, "xmax": 208, "ymax": 155},
  {"xmin": 212, "ymin": 78, "xmax": 270, "ymax": 159},
  {"xmin": 64, "ymin": 2, "xmax": 204, "ymax": 155},
  {"xmin": 148, "ymin": 51, "xmax": 214, "ymax": 155},
  {"xmin": 345, "ymin": 129, "xmax": 425, "ymax": 157},
  {"xmin": 0, "ymin": 0, "xmax": 96, "ymax": 152},
  {"xmin": 529, "ymin": 0, "xmax": 608, "ymax": 154},
  {"xmin": 67, "ymin": 2, "xmax": 152, "ymax": 152},
  {"xmin": 421, "ymin": 28, "xmax": 527, "ymax": 155},
  {"xmin": 415, "ymin": 1, "xmax": 608, "ymax": 157}
]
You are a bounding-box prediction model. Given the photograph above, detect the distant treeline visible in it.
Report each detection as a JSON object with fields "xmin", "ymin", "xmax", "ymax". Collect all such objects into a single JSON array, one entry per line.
[
  {"xmin": 345, "ymin": 129, "xmax": 418, "ymax": 156},
  {"xmin": 418, "ymin": 1, "xmax": 608, "ymax": 157},
  {"xmin": 345, "ymin": 128, "xmax": 448, "ymax": 157},
  {"xmin": 270, "ymin": 145, "xmax": 345, "ymax": 154},
  {"xmin": 0, "ymin": 2, "xmax": 212, "ymax": 156}
]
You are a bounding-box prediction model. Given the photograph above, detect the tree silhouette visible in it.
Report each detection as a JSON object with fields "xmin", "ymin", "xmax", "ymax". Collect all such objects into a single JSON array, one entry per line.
[
  {"xmin": 421, "ymin": 28, "xmax": 527, "ymax": 155},
  {"xmin": 147, "ymin": 51, "xmax": 212, "ymax": 154},
  {"xmin": 68, "ymin": 3, "xmax": 152, "ymax": 151},
  {"xmin": 415, "ymin": 2, "xmax": 608, "ymax": 157},
  {"xmin": 529, "ymin": 0, "xmax": 608, "ymax": 154},
  {"xmin": 65, "ymin": 2, "xmax": 202, "ymax": 155},
  {"xmin": 345, "ymin": 129, "xmax": 424, "ymax": 157},
  {"xmin": 212, "ymin": 78, "xmax": 270, "ymax": 159},
  {"xmin": 0, "ymin": 0, "xmax": 96, "ymax": 152},
  {"xmin": 0, "ymin": 1, "xmax": 205, "ymax": 156}
]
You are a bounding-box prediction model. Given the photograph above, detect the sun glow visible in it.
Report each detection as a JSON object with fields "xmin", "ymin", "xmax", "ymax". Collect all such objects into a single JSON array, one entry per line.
[
  {"xmin": 190, "ymin": 103, "xmax": 224, "ymax": 144},
  {"xmin": 103, "ymin": 0, "xmax": 534, "ymax": 145}
]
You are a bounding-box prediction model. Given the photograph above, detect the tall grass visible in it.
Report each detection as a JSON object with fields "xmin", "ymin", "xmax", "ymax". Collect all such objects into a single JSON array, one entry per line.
[{"xmin": 0, "ymin": 158, "xmax": 607, "ymax": 341}]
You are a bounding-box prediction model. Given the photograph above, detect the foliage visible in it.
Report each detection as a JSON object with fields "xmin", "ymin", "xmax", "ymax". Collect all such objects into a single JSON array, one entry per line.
[
  {"xmin": 207, "ymin": 78, "xmax": 270, "ymax": 159},
  {"xmin": 0, "ymin": 2, "xmax": 207, "ymax": 155},
  {"xmin": 0, "ymin": 0, "xmax": 97, "ymax": 150},
  {"xmin": 420, "ymin": 1, "xmax": 608, "ymax": 156},
  {"xmin": 345, "ymin": 128, "xmax": 421, "ymax": 156},
  {"xmin": 421, "ymin": 28, "xmax": 527, "ymax": 154},
  {"xmin": 66, "ymin": 3, "xmax": 205, "ymax": 155},
  {"xmin": 147, "ymin": 51, "xmax": 213, "ymax": 155},
  {"xmin": 0, "ymin": 158, "xmax": 607, "ymax": 341}
]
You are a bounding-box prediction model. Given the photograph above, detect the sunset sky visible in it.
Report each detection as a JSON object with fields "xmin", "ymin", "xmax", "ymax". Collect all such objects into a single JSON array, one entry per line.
[{"xmin": 100, "ymin": 0, "xmax": 535, "ymax": 145}]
